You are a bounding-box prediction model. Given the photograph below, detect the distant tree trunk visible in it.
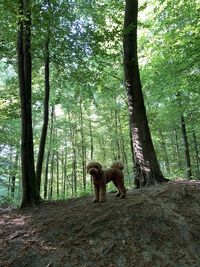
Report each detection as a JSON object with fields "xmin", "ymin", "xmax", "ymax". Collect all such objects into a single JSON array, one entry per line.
[
  {"xmin": 100, "ymin": 136, "xmax": 107, "ymax": 163},
  {"xmin": 68, "ymin": 111, "xmax": 77, "ymax": 196},
  {"xmin": 123, "ymin": 0, "xmax": 168, "ymax": 188},
  {"xmin": 193, "ymin": 131, "xmax": 200, "ymax": 176},
  {"xmin": 17, "ymin": 0, "xmax": 38, "ymax": 207},
  {"xmin": 118, "ymin": 113, "xmax": 129, "ymax": 174},
  {"xmin": 56, "ymin": 151, "xmax": 59, "ymax": 199},
  {"xmin": 49, "ymin": 150, "xmax": 54, "ymax": 200},
  {"xmin": 44, "ymin": 148, "xmax": 50, "ymax": 199},
  {"xmin": 44, "ymin": 106, "xmax": 54, "ymax": 199},
  {"xmin": 79, "ymin": 97, "xmax": 86, "ymax": 190},
  {"xmin": 11, "ymin": 151, "xmax": 19, "ymax": 197},
  {"xmin": 181, "ymin": 115, "xmax": 192, "ymax": 179},
  {"xmin": 174, "ymin": 127, "xmax": 182, "ymax": 169},
  {"xmin": 190, "ymin": 113, "xmax": 200, "ymax": 176},
  {"xmin": 8, "ymin": 148, "xmax": 13, "ymax": 196},
  {"xmin": 159, "ymin": 131, "xmax": 170, "ymax": 174},
  {"xmin": 62, "ymin": 144, "xmax": 68, "ymax": 197},
  {"xmin": 114, "ymin": 104, "xmax": 120, "ymax": 160},
  {"xmin": 89, "ymin": 118, "xmax": 94, "ymax": 160},
  {"xmin": 36, "ymin": 33, "xmax": 50, "ymax": 198}
]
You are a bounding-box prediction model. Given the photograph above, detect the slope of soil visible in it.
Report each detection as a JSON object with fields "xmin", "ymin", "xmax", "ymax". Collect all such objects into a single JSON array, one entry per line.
[{"xmin": 1, "ymin": 180, "xmax": 200, "ymax": 267}]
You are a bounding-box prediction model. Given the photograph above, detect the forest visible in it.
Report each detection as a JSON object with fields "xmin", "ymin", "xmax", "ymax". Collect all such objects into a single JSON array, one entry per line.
[{"xmin": 0, "ymin": 0, "xmax": 200, "ymax": 207}]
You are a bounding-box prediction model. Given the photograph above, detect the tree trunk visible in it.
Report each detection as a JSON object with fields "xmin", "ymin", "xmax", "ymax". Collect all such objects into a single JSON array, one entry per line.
[
  {"xmin": 190, "ymin": 113, "xmax": 200, "ymax": 177},
  {"xmin": 159, "ymin": 131, "xmax": 170, "ymax": 174},
  {"xmin": 17, "ymin": 0, "xmax": 38, "ymax": 207},
  {"xmin": 118, "ymin": 112, "xmax": 129, "ymax": 174},
  {"xmin": 174, "ymin": 127, "xmax": 182, "ymax": 170},
  {"xmin": 79, "ymin": 97, "xmax": 86, "ymax": 190},
  {"xmin": 44, "ymin": 147, "xmax": 50, "ymax": 199},
  {"xmin": 114, "ymin": 104, "xmax": 120, "ymax": 160},
  {"xmin": 89, "ymin": 118, "xmax": 94, "ymax": 160},
  {"xmin": 56, "ymin": 151, "xmax": 60, "ymax": 199},
  {"xmin": 49, "ymin": 150, "xmax": 54, "ymax": 200},
  {"xmin": 62, "ymin": 146, "xmax": 68, "ymax": 197},
  {"xmin": 36, "ymin": 33, "xmax": 50, "ymax": 198},
  {"xmin": 43, "ymin": 105, "xmax": 54, "ymax": 199},
  {"xmin": 193, "ymin": 131, "xmax": 200, "ymax": 177},
  {"xmin": 181, "ymin": 115, "xmax": 192, "ymax": 179},
  {"xmin": 11, "ymin": 151, "xmax": 19, "ymax": 197},
  {"xmin": 67, "ymin": 110, "xmax": 77, "ymax": 196},
  {"xmin": 123, "ymin": 0, "xmax": 168, "ymax": 188}
]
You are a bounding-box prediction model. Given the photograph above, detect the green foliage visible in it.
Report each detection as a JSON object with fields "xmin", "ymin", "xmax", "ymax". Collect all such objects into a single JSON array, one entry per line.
[{"xmin": 1, "ymin": 0, "xmax": 200, "ymax": 206}]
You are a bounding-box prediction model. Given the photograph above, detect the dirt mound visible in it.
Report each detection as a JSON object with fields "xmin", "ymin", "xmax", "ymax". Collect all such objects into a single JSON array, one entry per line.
[{"xmin": 1, "ymin": 180, "xmax": 200, "ymax": 267}]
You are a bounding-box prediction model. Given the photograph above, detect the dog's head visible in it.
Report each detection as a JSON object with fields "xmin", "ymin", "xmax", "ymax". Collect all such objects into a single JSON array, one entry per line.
[
  {"xmin": 111, "ymin": 161, "xmax": 124, "ymax": 170},
  {"xmin": 87, "ymin": 162, "xmax": 102, "ymax": 176}
]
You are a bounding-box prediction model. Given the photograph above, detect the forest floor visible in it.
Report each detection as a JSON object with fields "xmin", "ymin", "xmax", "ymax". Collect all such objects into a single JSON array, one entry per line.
[{"xmin": 1, "ymin": 180, "xmax": 200, "ymax": 267}]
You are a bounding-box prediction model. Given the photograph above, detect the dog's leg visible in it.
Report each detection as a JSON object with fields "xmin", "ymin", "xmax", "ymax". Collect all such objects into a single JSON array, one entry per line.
[
  {"xmin": 118, "ymin": 181, "xmax": 126, "ymax": 198},
  {"xmin": 93, "ymin": 184, "xmax": 100, "ymax": 202},
  {"xmin": 99, "ymin": 183, "xmax": 106, "ymax": 202},
  {"xmin": 112, "ymin": 180, "xmax": 121, "ymax": 197}
]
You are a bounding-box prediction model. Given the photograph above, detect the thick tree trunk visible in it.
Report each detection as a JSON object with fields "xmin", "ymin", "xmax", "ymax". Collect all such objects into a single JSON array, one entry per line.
[
  {"xmin": 17, "ymin": 0, "xmax": 38, "ymax": 207},
  {"xmin": 123, "ymin": 0, "xmax": 168, "ymax": 188}
]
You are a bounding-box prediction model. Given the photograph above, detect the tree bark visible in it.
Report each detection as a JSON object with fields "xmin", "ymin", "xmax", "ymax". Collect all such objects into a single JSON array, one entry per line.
[
  {"xmin": 36, "ymin": 34, "xmax": 50, "ymax": 198},
  {"xmin": 159, "ymin": 131, "xmax": 170, "ymax": 174},
  {"xmin": 44, "ymin": 105, "xmax": 54, "ymax": 199},
  {"xmin": 193, "ymin": 131, "xmax": 200, "ymax": 177},
  {"xmin": 79, "ymin": 97, "xmax": 86, "ymax": 190},
  {"xmin": 11, "ymin": 151, "xmax": 19, "ymax": 197},
  {"xmin": 174, "ymin": 127, "xmax": 182, "ymax": 170},
  {"xmin": 89, "ymin": 120, "xmax": 94, "ymax": 160},
  {"xmin": 181, "ymin": 115, "xmax": 192, "ymax": 179},
  {"xmin": 123, "ymin": 0, "xmax": 168, "ymax": 187},
  {"xmin": 56, "ymin": 151, "xmax": 60, "ymax": 199},
  {"xmin": 118, "ymin": 112, "xmax": 129, "ymax": 174},
  {"xmin": 17, "ymin": 0, "xmax": 38, "ymax": 207}
]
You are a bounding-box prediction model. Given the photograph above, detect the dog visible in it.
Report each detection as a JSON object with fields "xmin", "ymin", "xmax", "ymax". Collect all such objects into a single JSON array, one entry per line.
[
  {"xmin": 87, "ymin": 162, "xmax": 126, "ymax": 202},
  {"xmin": 111, "ymin": 161, "xmax": 124, "ymax": 171}
]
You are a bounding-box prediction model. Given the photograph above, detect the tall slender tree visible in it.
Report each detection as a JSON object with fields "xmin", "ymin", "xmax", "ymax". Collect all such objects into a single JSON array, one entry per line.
[
  {"xmin": 17, "ymin": 0, "xmax": 39, "ymax": 206},
  {"xmin": 123, "ymin": 0, "xmax": 168, "ymax": 187},
  {"xmin": 36, "ymin": 0, "xmax": 51, "ymax": 197}
]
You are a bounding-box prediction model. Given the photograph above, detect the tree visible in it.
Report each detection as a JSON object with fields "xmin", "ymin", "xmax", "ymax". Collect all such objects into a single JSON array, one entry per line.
[
  {"xmin": 123, "ymin": 0, "xmax": 168, "ymax": 187},
  {"xmin": 36, "ymin": 0, "xmax": 51, "ymax": 198},
  {"xmin": 17, "ymin": 0, "xmax": 38, "ymax": 207}
]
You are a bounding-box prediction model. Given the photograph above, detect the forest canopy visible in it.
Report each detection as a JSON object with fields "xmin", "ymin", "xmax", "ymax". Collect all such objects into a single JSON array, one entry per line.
[{"xmin": 0, "ymin": 0, "xmax": 200, "ymax": 206}]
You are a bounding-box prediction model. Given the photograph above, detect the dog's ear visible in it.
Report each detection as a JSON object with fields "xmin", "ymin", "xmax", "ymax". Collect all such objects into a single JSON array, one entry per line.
[{"xmin": 96, "ymin": 163, "xmax": 102, "ymax": 170}]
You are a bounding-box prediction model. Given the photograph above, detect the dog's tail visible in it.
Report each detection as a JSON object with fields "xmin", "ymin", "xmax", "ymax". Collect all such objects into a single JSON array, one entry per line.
[{"xmin": 111, "ymin": 161, "xmax": 124, "ymax": 171}]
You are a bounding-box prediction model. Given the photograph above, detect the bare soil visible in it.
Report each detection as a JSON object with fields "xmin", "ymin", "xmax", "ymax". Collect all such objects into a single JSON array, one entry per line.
[{"xmin": 1, "ymin": 180, "xmax": 200, "ymax": 267}]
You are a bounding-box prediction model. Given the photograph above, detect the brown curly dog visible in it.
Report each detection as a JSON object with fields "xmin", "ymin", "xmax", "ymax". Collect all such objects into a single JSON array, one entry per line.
[
  {"xmin": 87, "ymin": 162, "xmax": 126, "ymax": 202},
  {"xmin": 111, "ymin": 161, "xmax": 124, "ymax": 171}
]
